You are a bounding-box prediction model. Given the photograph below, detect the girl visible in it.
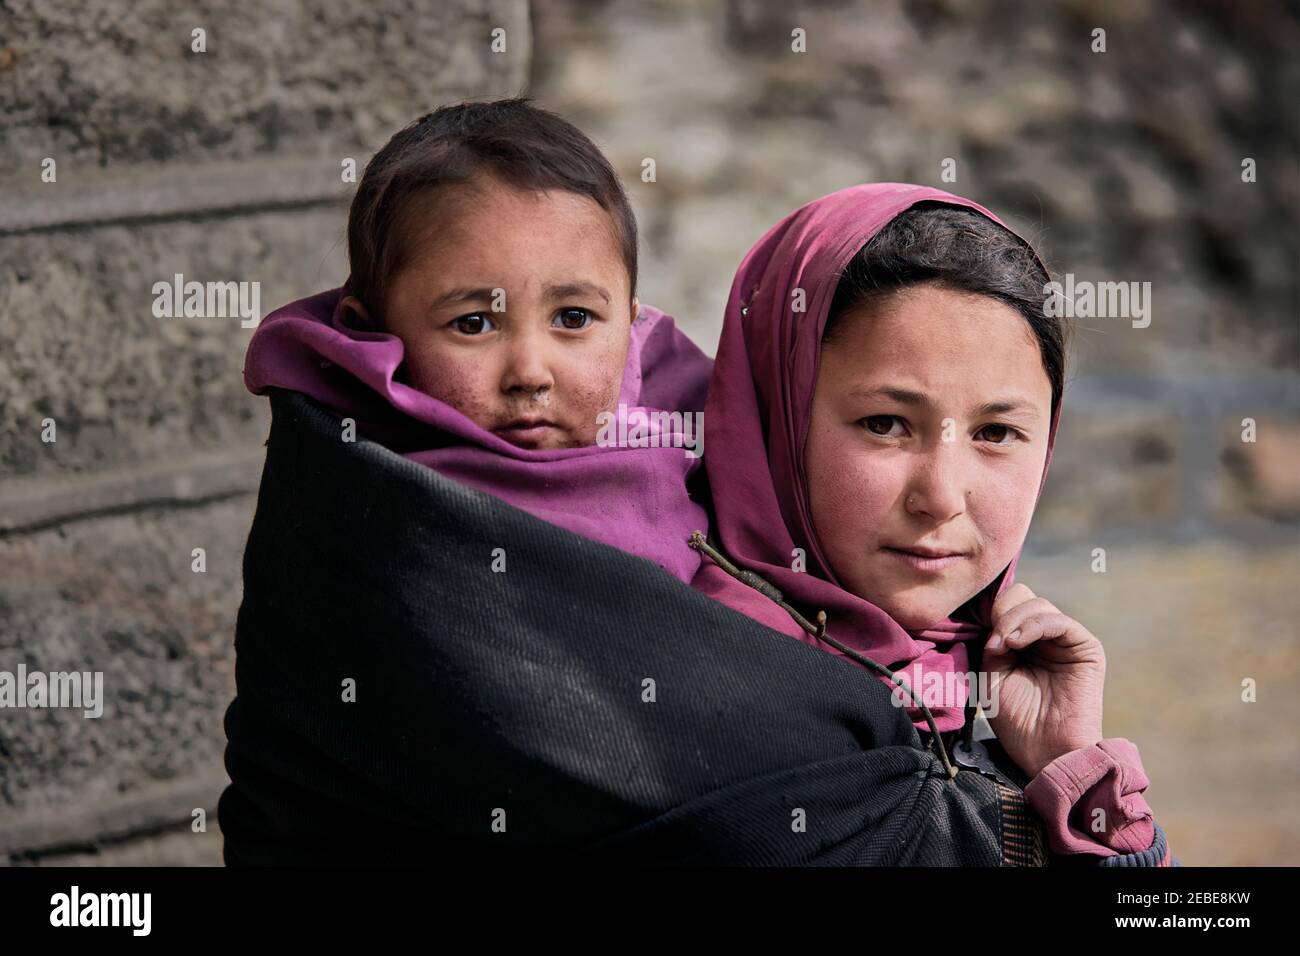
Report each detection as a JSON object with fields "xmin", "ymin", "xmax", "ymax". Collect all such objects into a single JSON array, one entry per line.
[{"xmin": 693, "ymin": 183, "xmax": 1177, "ymax": 865}]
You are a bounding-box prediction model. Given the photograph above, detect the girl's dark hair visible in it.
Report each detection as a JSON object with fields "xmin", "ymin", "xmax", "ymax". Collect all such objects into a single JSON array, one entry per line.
[
  {"xmin": 824, "ymin": 203, "xmax": 1069, "ymax": 419},
  {"xmin": 346, "ymin": 98, "xmax": 638, "ymax": 324}
]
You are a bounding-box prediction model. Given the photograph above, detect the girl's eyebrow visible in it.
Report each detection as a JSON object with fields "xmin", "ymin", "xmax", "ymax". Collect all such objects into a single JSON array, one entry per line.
[
  {"xmin": 849, "ymin": 385, "xmax": 929, "ymax": 405},
  {"xmin": 848, "ymin": 385, "xmax": 1037, "ymax": 417},
  {"xmin": 977, "ymin": 399, "xmax": 1038, "ymax": 416}
]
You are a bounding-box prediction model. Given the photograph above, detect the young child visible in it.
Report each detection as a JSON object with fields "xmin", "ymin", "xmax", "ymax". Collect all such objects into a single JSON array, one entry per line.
[
  {"xmin": 338, "ymin": 99, "xmax": 641, "ymax": 451},
  {"xmin": 243, "ymin": 99, "xmax": 712, "ymax": 582}
]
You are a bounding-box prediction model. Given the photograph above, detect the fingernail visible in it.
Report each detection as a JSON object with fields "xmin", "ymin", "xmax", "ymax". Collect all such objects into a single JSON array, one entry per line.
[
  {"xmin": 987, "ymin": 634, "xmax": 1002, "ymax": 652},
  {"xmin": 1005, "ymin": 629, "xmax": 1021, "ymax": 646}
]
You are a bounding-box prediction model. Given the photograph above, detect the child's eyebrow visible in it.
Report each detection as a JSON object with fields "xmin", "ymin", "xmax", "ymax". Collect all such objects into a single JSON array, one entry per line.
[
  {"xmin": 427, "ymin": 282, "xmax": 613, "ymax": 311},
  {"xmin": 543, "ymin": 281, "xmax": 611, "ymax": 305},
  {"xmin": 428, "ymin": 287, "xmax": 499, "ymax": 311}
]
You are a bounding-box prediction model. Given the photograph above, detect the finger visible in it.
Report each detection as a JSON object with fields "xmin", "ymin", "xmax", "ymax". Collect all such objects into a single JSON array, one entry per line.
[
  {"xmin": 1002, "ymin": 612, "xmax": 1090, "ymax": 651},
  {"xmin": 988, "ymin": 597, "xmax": 1059, "ymax": 650},
  {"xmin": 990, "ymin": 582, "xmax": 1036, "ymax": 622},
  {"xmin": 979, "ymin": 635, "xmax": 1020, "ymax": 671}
]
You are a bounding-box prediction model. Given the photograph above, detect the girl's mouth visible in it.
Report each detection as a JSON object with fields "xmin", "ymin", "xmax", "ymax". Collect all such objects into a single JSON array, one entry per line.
[{"xmin": 882, "ymin": 547, "xmax": 969, "ymax": 573}]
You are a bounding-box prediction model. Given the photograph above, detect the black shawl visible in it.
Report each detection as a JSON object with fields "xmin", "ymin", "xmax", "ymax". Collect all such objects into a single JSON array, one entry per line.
[{"xmin": 219, "ymin": 388, "xmax": 1042, "ymax": 865}]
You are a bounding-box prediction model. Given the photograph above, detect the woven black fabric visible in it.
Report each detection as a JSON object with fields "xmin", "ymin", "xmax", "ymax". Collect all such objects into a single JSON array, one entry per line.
[{"xmin": 218, "ymin": 388, "xmax": 1007, "ymax": 866}]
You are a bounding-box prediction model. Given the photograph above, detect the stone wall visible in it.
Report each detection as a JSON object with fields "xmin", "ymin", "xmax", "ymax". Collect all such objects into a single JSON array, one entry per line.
[{"xmin": 0, "ymin": 0, "xmax": 530, "ymax": 864}]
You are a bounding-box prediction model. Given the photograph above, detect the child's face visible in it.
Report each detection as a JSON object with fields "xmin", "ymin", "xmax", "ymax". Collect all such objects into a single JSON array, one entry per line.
[
  {"xmin": 346, "ymin": 176, "xmax": 635, "ymax": 449},
  {"xmin": 803, "ymin": 284, "xmax": 1053, "ymax": 630}
]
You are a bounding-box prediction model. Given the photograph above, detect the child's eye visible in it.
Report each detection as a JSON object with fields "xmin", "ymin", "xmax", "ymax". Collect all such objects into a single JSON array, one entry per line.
[
  {"xmin": 554, "ymin": 308, "xmax": 593, "ymax": 330},
  {"xmin": 977, "ymin": 424, "xmax": 1022, "ymax": 445},
  {"xmin": 859, "ymin": 415, "xmax": 906, "ymax": 438},
  {"xmin": 450, "ymin": 313, "xmax": 495, "ymax": 335}
]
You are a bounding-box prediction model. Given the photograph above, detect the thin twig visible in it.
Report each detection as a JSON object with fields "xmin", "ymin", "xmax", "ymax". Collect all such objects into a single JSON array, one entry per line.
[{"xmin": 689, "ymin": 531, "xmax": 958, "ymax": 778}]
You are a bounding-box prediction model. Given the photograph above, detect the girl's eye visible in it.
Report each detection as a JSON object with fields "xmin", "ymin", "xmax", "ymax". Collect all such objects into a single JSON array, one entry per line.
[
  {"xmin": 450, "ymin": 313, "xmax": 495, "ymax": 335},
  {"xmin": 554, "ymin": 308, "xmax": 593, "ymax": 330},
  {"xmin": 977, "ymin": 424, "xmax": 1021, "ymax": 445},
  {"xmin": 860, "ymin": 415, "xmax": 906, "ymax": 438}
]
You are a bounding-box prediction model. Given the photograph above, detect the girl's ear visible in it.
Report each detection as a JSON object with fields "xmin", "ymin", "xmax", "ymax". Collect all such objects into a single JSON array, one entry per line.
[{"xmin": 340, "ymin": 294, "xmax": 374, "ymax": 329}]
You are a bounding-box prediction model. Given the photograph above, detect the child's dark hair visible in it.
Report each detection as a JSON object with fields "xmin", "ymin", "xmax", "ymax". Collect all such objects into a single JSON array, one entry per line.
[
  {"xmin": 346, "ymin": 98, "xmax": 638, "ymax": 323},
  {"xmin": 824, "ymin": 203, "xmax": 1069, "ymax": 419}
]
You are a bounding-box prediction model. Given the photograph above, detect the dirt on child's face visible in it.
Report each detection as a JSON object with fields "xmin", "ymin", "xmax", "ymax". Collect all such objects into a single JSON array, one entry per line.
[{"xmin": 347, "ymin": 175, "xmax": 635, "ymax": 449}]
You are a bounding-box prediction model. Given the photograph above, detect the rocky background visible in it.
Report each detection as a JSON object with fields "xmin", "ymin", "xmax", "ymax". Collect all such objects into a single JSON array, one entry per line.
[
  {"xmin": 1, "ymin": 0, "xmax": 1296, "ymax": 865},
  {"xmin": 532, "ymin": 0, "xmax": 1300, "ymax": 868},
  {"xmin": 0, "ymin": 0, "xmax": 531, "ymax": 865}
]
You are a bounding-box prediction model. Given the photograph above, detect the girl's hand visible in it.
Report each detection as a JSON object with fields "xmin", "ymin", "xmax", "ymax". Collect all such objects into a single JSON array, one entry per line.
[{"xmin": 982, "ymin": 583, "xmax": 1107, "ymax": 779}]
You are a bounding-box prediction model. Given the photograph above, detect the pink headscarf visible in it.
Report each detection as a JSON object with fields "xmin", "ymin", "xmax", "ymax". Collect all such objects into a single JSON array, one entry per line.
[
  {"xmin": 692, "ymin": 183, "xmax": 1063, "ymax": 732},
  {"xmin": 243, "ymin": 280, "xmax": 713, "ymax": 584}
]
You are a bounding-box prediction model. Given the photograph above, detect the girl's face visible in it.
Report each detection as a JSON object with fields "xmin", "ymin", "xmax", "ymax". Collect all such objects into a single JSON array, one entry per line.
[
  {"xmin": 343, "ymin": 175, "xmax": 635, "ymax": 449},
  {"xmin": 804, "ymin": 284, "xmax": 1054, "ymax": 630}
]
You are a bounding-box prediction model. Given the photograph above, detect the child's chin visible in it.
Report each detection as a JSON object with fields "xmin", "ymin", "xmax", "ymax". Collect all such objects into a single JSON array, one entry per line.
[{"xmin": 497, "ymin": 428, "xmax": 586, "ymax": 450}]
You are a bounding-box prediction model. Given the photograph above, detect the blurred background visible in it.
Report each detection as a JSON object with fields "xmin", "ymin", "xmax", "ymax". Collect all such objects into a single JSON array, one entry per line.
[{"xmin": 1, "ymin": 0, "xmax": 1296, "ymax": 865}]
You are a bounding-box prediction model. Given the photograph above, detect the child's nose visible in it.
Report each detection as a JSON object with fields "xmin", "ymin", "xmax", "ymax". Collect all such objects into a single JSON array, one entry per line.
[{"xmin": 499, "ymin": 334, "xmax": 556, "ymax": 396}]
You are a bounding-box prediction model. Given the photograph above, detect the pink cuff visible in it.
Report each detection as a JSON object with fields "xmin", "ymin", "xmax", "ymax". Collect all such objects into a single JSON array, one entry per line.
[{"xmin": 1023, "ymin": 738, "xmax": 1156, "ymax": 858}]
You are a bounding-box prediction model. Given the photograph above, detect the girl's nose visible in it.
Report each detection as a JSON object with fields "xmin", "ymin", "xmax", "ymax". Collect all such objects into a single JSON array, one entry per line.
[{"xmin": 903, "ymin": 449, "xmax": 968, "ymax": 522}]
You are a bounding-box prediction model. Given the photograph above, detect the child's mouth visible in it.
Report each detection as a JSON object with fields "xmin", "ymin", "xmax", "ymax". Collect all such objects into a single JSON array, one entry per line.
[
  {"xmin": 881, "ymin": 546, "xmax": 969, "ymax": 573},
  {"xmin": 493, "ymin": 419, "xmax": 562, "ymax": 446}
]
